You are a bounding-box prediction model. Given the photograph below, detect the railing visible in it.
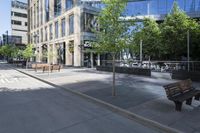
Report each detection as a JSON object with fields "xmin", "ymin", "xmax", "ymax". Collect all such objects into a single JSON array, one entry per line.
[{"xmin": 100, "ymin": 60, "xmax": 200, "ymax": 72}]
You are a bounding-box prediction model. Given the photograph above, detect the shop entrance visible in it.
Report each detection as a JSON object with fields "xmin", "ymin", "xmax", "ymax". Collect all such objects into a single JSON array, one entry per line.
[{"xmin": 84, "ymin": 52, "xmax": 98, "ymax": 68}]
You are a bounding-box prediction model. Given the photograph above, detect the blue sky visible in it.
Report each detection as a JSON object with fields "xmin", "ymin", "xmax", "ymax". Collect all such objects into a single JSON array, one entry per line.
[{"xmin": 0, "ymin": 0, "xmax": 27, "ymax": 38}]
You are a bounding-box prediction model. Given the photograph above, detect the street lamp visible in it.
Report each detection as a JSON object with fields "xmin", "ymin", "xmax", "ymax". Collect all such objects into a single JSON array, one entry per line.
[{"xmin": 140, "ymin": 39, "xmax": 143, "ymax": 66}]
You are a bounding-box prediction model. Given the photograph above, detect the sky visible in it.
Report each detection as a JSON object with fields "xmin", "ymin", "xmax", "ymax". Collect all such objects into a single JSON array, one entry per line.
[{"xmin": 0, "ymin": 0, "xmax": 27, "ymax": 39}]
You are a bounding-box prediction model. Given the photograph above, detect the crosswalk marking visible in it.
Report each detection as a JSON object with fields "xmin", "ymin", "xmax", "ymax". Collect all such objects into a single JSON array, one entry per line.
[{"xmin": 0, "ymin": 74, "xmax": 21, "ymax": 84}]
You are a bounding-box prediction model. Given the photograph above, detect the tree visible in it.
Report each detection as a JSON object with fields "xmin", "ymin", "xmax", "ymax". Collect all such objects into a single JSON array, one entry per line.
[
  {"xmin": 0, "ymin": 45, "xmax": 14, "ymax": 61},
  {"xmin": 23, "ymin": 44, "xmax": 33, "ymax": 69},
  {"xmin": 130, "ymin": 18, "xmax": 162, "ymax": 60},
  {"xmin": 160, "ymin": 1, "xmax": 199, "ymax": 60},
  {"xmin": 93, "ymin": 0, "xmax": 131, "ymax": 96}
]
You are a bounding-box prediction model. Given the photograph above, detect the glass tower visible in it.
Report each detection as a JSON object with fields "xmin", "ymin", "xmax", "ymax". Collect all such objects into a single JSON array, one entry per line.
[{"xmin": 124, "ymin": 0, "xmax": 200, "ymax": 18}]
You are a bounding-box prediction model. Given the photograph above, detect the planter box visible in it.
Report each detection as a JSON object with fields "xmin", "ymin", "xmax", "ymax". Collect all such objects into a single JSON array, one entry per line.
[
  {"xmin": 96, "ymin": 66, "xmax": 151, "ymax": 77},
  {"xmin": 172, "ymin": 70, "xmax": 200, "ymax": 81}
]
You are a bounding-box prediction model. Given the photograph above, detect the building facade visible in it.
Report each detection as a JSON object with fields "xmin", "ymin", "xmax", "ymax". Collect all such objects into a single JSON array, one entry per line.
[
  {"xmin": 124, "ymin": 0, "xmax": 200, "ymax": 21},
  {"xmin": 11, "ymin": 0, "xmax": 28, "ymax": 45},
  {"xmin": 28, "ymin": 0, "xmax": 102, "ymax": 67}
]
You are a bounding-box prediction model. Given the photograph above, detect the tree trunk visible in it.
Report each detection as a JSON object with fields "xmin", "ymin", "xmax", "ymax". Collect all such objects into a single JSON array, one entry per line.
[
  {"xmin": 26, "ymin": 59, "xmax": 28, "ymax": 70},
  {"xmin": 112, "ymin": 53, "xmax": 116, "ymax": 96}
]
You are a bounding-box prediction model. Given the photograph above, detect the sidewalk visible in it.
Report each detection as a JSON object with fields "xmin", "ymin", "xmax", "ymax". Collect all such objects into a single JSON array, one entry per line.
[
  {"xmin": 0, "ymin": 63, "xmax": 163, "ymax": 133},
  {"xmin": 18, "ymin": 66, "xmax": 200, "ymax": 133}
]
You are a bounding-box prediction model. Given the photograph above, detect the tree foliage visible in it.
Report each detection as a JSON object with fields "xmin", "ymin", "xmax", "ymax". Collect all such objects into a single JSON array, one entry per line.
[
  {"xmin": 93, "ymin": 0, "xmax": 131, "ymax": 54},
  {"xmin": 131, "ymin": 18, "xmax": 162, "ymax": 60},
  {"xmin": 23, "ymin": 44, "xmax": 33, "ymax": 60},
  {"xmin": 131, "ymin": 1, "xmax": 200, "ymax": 61},
  {"xmin": 160, "ymin": 1, "xmax": 199, "ymax": 60}
]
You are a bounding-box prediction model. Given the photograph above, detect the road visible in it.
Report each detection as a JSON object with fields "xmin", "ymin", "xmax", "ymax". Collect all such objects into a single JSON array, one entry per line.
[{"xmin": 0, "ymin": 63, "xmax": 158, "ymax": 133}]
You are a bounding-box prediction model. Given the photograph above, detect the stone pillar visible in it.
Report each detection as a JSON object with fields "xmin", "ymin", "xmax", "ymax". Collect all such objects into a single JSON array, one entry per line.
[
  {"xmin": 97, "ymin": 53, "xmax": 100, "ymax": 66},
  {"xmin": 47, "ymin": 44, "xmax": 50, "ymax": 64},
  {"xmin": 42, "ymin": 0, "xmax": 45, "ymax": 24},
  {"xmin": 90, "ymin": 52, "xmax": 93, "ymax": 68},
  {"xmin": 49, "ymin": 0, "xmax": 54, "ymax": 19},
  {"xmin": 65, "ymin": 41, "xmax": 72, "ymax": 66},
  {"xmin": 52, "ymin": 43, "xmax": 56, "ymax": 64},
  {"xmin": 51, "ymin": 23, "xmax": 55, "ymax": 41},
  {"xmin": 66, "ymin": 15, "xmax": 69, "ymax": 36},
  {"xmin": 39, "ymin": 45, "xmax": 42, "ymax": 62},
  {"xmin": 61, "ymin": 0, "xmax": 66, "ymax": 14},
  {"xmin": 73, "ymin": 7, "xmax": 81, "ymax": 66}
]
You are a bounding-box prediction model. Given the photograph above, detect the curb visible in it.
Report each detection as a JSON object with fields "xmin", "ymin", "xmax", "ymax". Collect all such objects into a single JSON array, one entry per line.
[{"xmin": 16, "ymin": 68, "xmax": 182, "ymax": 133}]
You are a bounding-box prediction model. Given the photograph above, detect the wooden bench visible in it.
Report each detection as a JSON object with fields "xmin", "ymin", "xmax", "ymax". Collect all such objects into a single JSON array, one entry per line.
[
  {"xmin": 163, "ymin": 79, "xmax": 200, "ymax": 111},
  {"xmin": 42, "ymin": 65, "xmax": 61, "ymax": 73},
  {"xmin": 32, "ymin": 64, "xmax": 48, "ymax": 72},
  {"xmin": 51, "ymin": 65, "xmax": 61, "ymax": 72}
]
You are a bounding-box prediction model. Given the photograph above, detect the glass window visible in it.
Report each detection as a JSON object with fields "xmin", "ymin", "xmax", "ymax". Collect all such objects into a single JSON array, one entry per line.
[
  {"xmin": 45, "ymin": 0, "xmax": 49, "ymax": 22},
  {"xmin": 196, "ymin": 0, "xmax": 200, "ymax": 11},
  {"xmin": 34, "ymin": 4, "xmax": 36, "ymax": 28},
  {"xmin": 49, "ymin": 24, "xmax": 53, "ymax": 40},
  {"xmin": 185, "ymin": 0, "xmax": 195, "ymax": 12},
  {"xmin": 69, "ymin": 15, "xmax": 74, "ymax": 35},
  {"xmin": 124, "ymin": 1, "xmax": 148, "ymax": 16},
  {"xmin": 61, "ymin": 18, "xmax": 66, "ymax": 37},
  {"xmin": 11, "ymin": 20, "xmax": 22, "ymax": 25},
  {"xmin": 54, "ymin": 0, "xmax": 62, "ymax": 17},
  {"xmin": 55, "ymin": 21, "xmax": 59, "ymax": 38},
  {"xmin": 45, "ymin": 26, "xmax": 48, "ymax": 41},
  {"xmin": 37, "ymin": 30, "xmax": 39, "ymax": 43},
  {"xmin": 40, "ymin": 0, "xmax": 43, "ymax": 25},
  {"xmin": 149, "ymin": 0, "xmax": 158, "ymax": 15},
  {"xmin": 37, "ymin": 0, "xmax": 39, "ymax": 27},
  {"xmin": 41, "ymin": 28, "xmax": 43, "ymax": 42},
  {"xmin": 158, "ymin": 0, "xmax": 167, "ymax": 15},
  {"xmin": 177, "ymin": 0, "xmax": 185, "ymax": 11},
  {"xmin": 31, "ymin": 7, "xmax": 33, "ymax": 29},
  {"xmin": 167, "ymin": 0, "xmax": 174, "ymax": 13},
  {"xmin": 66, "ymin": 0, "xmax": 73, "ymax": 10}
]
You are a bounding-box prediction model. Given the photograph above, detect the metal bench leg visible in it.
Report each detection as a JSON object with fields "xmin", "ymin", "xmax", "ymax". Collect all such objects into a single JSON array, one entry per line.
[
  {"xmin": 186, "ymin": 98, "xmax": 193, "ymax": 105},
  {"xmin": 174, "ymin": 101, "xmax": 182, "ymax": 111},
  {"xmin": 195, "ymin": 94, "xmax": 200, "ymax": 100}
]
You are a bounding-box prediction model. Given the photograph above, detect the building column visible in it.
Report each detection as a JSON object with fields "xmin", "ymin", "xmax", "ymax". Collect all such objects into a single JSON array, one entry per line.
[
  {"xmin": 47, "ymin": 44, "xmax": 50, "ymax": 64},
  {"xmin": 73, "ymin": 7, "xmax": 81, "ymax": 66},
  {"xmin": 90, "ymin": 52, "xmax": 93, "ymax": 68},
  {"xmin": 52, "ymin": 43, "xmax": 57, "ymax": 64},
  {"xmin": 65, "ymin": 41, "xmax": 73, "ymax": 66},
  {"xmin": 42, "ymin": 0, "xmax": 46, "ymax": 24},
  {"xmin": 97, "ymin": 53, "xmax": 100, "ymax": 66},
  {"xmin": 62, "ymin": 0, "xmax": 65, "ymax": 14},
  {"xmin": 50, "ymin": 0, "xmax": 54, "ymax": 19}
]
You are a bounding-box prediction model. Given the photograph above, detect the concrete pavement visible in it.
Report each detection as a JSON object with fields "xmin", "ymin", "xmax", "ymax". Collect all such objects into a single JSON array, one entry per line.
[
  {"xmin": 17, "ymin": 66, "xmax": 200, "ymax": 133},
  {"xmin": 0, "ymin": 63, "xmax": 159, "ymax": 133}
]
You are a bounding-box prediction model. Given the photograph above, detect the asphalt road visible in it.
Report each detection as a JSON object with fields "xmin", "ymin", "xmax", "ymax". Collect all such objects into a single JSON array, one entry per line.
[{"xmin": 0, "ymin": 63, "xmax": 158, "ymax": 133}]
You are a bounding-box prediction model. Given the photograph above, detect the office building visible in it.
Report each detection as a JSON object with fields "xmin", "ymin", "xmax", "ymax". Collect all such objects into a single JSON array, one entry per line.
[
  {"xmin": 123, "ymin": 0, "xmax": 200, "ymax": 21},
  {"xmin": 11, "ymin": 0, "xmax": 28, "ymax": 45},
  {"xmin": 28, "ymin": 0, "xmax": 102, "ymax": 66}
]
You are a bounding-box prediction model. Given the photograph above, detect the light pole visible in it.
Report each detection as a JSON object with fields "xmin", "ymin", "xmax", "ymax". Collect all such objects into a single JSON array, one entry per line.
[{"xmin": 140, "ymin": 39, "xmax": 143, "ymax": 66}]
